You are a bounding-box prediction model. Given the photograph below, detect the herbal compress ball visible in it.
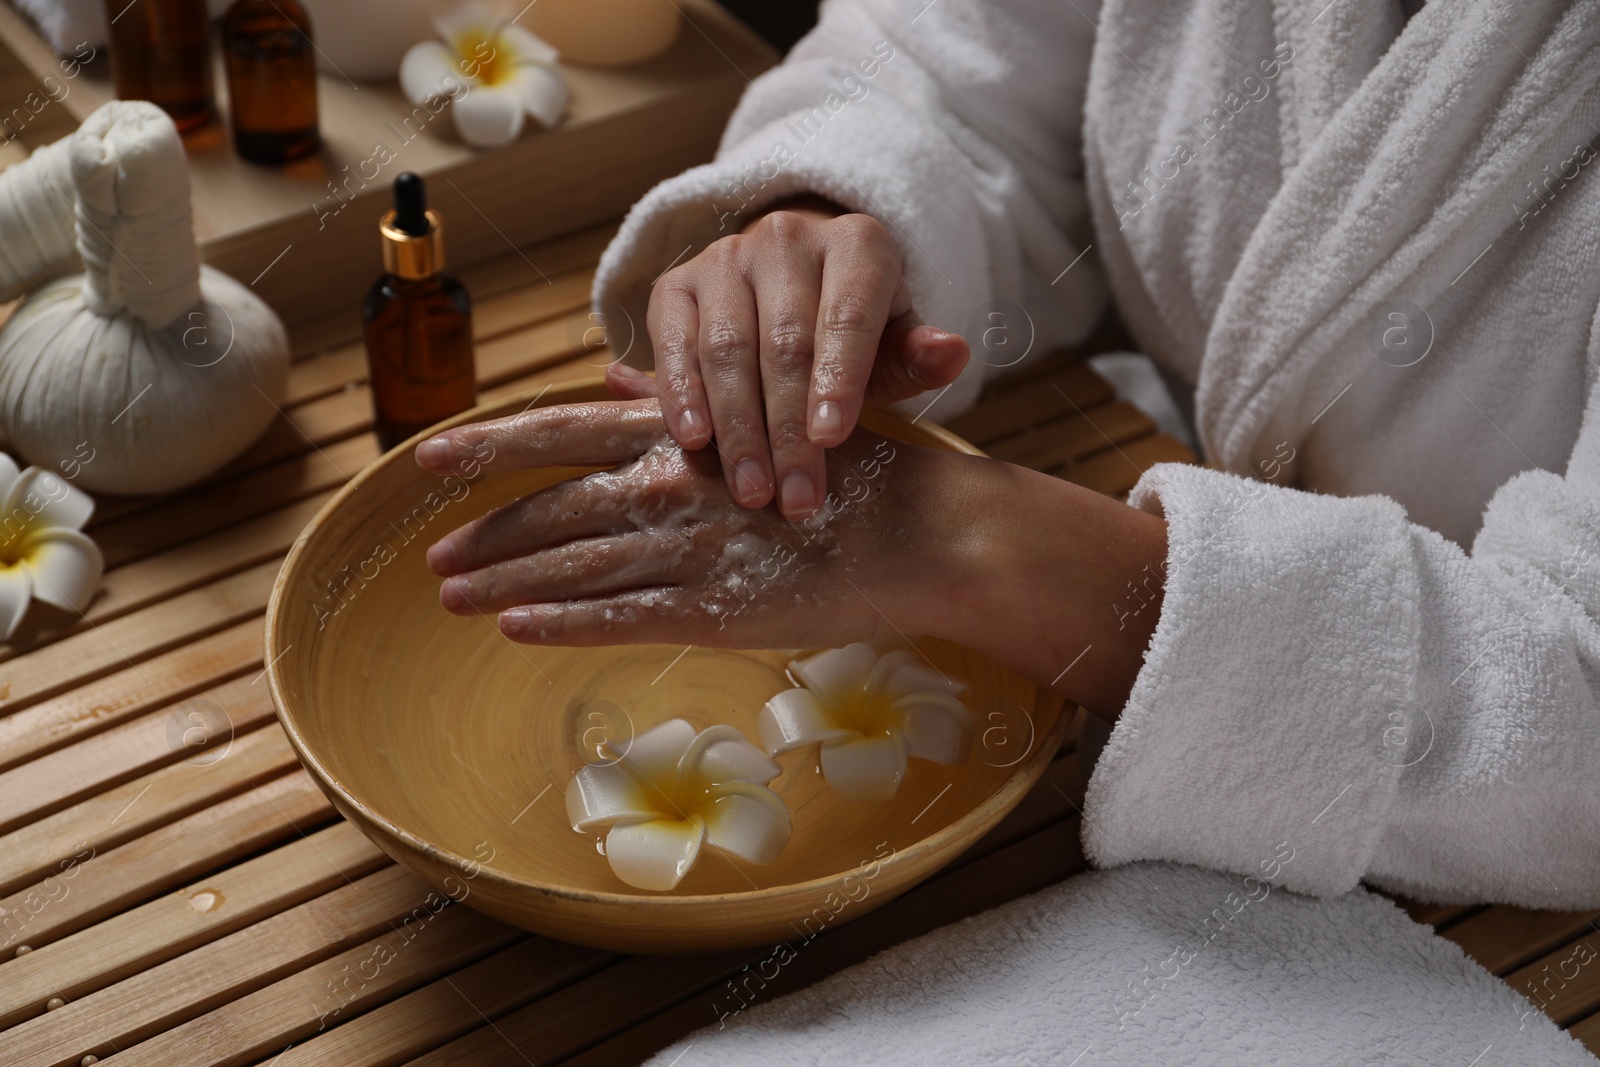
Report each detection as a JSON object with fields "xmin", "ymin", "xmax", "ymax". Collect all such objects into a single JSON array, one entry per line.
[{"xmin": 0, "ymin": 100, "xmax": 289, "ymax": 494}]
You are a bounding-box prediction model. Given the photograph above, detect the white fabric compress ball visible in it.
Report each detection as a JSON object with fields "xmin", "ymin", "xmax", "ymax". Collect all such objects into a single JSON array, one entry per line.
[{"xmin": 0, "ymin": 100, "xmax": 289, "ymax": 495}]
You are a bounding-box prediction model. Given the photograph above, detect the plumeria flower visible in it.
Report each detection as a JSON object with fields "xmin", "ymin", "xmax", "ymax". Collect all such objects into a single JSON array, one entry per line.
[
  {"xmin": 759, "ymin": 643, "xmax": 972, "ymax": 803},
  {"xmin": 399, "ymin": 2, "xmax": 569, "ymax": 148},
  {"xmin": 566, "ymin": 718, "xmax": 791, "ymax": 891},
  {"xmin": 0, "ymin": 453, "xmax": 101, "ymax": 640}
]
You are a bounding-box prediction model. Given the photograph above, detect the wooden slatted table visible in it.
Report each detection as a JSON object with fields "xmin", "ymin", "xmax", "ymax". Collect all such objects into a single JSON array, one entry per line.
[{"xmin": 0, "ymin": 224, "xmax": 1595, "ymax": 1066}]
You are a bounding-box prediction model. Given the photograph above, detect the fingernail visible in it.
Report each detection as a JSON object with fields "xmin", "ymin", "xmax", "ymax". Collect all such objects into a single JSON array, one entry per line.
[
  {"xmin": 415, "ymin": 436, "xmax": 453, "ymax": 469},
  {"xmin": 610, "ymin": 362, "xmax": 646, "ymax": 379},
  {"xmin": 734, "ymin": 458, "xmax": 769, "ymax": 504},
  {"xmin": 681, "ymin": 408, "xmax": 708, "ymax": 445},
  {"xmin": 440, "ymin": 575, "xmax": 470, "ymax": 611},
  {"xmin": 810, "ymin": 401, "xmax": 842, "ymax": 442},
  {"xmin": 781, "ymin": 471, "xmax": 816, "ymax": 517},
  {"xmin": 426, "ymin": 540, "xmax": 456, "ymax": 575},
  {"xmin": 499, "ymin": 607, "xmax": 531, "ymax": 634}
]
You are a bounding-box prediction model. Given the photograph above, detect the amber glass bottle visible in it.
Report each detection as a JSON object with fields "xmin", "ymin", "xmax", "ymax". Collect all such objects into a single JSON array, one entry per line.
[
  {"xmin": 222, "ymin": 0, "xmax": 320, "ymax": 163},
  {"xmin": 104, "ymin": 0, "xmax": 214, "ymax": 130},
  {"xmin": 363, "ymin": 174, "xmax": 477, "ymax": 452}
]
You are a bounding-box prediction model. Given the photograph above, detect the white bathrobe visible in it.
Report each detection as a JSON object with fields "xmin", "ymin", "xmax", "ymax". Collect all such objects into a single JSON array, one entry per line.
[{"xmin": 593, "ymin": 0, "xmax": 1600, "ymax": 1061}]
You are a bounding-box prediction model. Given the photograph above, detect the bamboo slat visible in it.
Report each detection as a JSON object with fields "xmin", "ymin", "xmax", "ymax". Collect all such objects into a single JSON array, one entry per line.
[
  {"xmin": 215, "ymin": 303, "xmax": 600, "ymax": 483},
  {"xmin": 0, "ymin": 772, "xmax": 331, "ymax": 952},
  {"xmin": 1059, "ymin": 434, "xmax": 1197, "ymax": 496},
  {"xmin": 405, "ymin": 952, "xmax": 751, "ymax": 1067},
  {"xmin": 1504, "ymin": 935, "xmax": 1600, "ymax": 1025},
  {"xmin": 1571, "ymin": 1011, "xmax": 1600, "ymax": 1052},
  {"xmin": 944, "ymin": 361, "xmax": 1115, "ymax": 446},
  {"xmin": 261, "ymin": 938, "xmax": 616, "ymax": 1067},
  {"xmin": 0, "ymin": 677, "xmax": 275, "ymax": 833},
  {"xmin": 0, "ymin": 726, "xmax": 300, "ymax": 897},
  {"xmin": 480, "ymin": 349, "xmax": 628, "ymax": 403},
  {"xmin": 0, "ymin": 563, "xmax": 277, "ymax": 716},
  {"xmin": 78, "ymin": 495, "xmax": 333, "ymax": 631},
  {"xmin": 3, "ymin": 864, "xmax": 436, "ymax": 1067},
  {"xmin": 0, "ymin": 823, "xmax": 388, "ymax": 1031},
  {"xmin": 0, "ymin": 494, "xmax": 313, "ymax": 666},
  {"xmin": 1393, "ymin": 900, "xmax": 1476, "ymax": 928},
  {"xmin": 1448, "ymin": 908, "xmax": 1600, "ymax": 975},
  {"xmin": 0, "ymin": 622, "xmax": 265, "ymax": 770},
  {"xmin": 103, "ymin": 906, "xmax": 523, "ymax": 1067},
  {"xmin": 984, "ymin": 401, "xmax": 1155, "ymax": 469},
  {"xmin": 89, "ymin": 438, "xmax": 371, "ymax": 558},
  {"xmin": 283, "ymin": 268, "xmax": 594, "ymax": 408},
  {"xmin": 283, "ymin": 223, "xmax": 616, "ymax": 361}
]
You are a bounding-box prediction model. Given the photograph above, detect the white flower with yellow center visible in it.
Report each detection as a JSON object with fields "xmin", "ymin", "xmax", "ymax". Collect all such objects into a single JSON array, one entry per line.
[
  {"xmin": 566, "ymin": 718, "xmax": 791, "ymax": 892},
  {"xmin": 0, "ymin": 453, "xmax": 101, "ymax": 639},
  {"xmin": 399, "ymin": 2, "xmax": 569, "ymax": 149},
  {"xmin": 759, "ymin": 643, "xmax": 972, "ymax": 803}
]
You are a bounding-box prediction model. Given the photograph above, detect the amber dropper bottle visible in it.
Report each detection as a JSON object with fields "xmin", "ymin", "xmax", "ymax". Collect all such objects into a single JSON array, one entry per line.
[
  {"xmin": 104, "ymin": 0, "xmax": 214, "ymax": 130},
  {"xmin": 222, "ymin": 0, "xmax": 320, "ymax": 163},
  {"xmin": 363, "ymin": 173, "xmax": 477, "ymax": 452}
]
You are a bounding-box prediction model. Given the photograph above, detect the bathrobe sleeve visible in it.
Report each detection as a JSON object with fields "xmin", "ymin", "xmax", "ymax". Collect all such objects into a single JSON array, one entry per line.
[
  {"xmin": 591, "ymin": 0, "xmax": 1106, "ymax": 421},
  {"xmin": 1085, "ymin": 342, "xmax": 1600, "ymax": 910}
]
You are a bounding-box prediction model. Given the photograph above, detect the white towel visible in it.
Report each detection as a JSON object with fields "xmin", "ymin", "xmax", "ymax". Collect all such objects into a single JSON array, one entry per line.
[
  {"xmin": 1081, "ymin": 0, "xmax": 1600, "ymax": 908},
  {"xmin": 595, "ymin": 0, "xmax": 1600, "ymax": 1060},
  {"xmin": 646, "ymin": 864, "xmax": 1597, "ymax": 1066}
]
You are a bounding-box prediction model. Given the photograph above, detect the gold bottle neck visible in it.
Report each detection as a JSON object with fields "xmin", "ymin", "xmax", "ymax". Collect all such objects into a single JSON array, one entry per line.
[{"xmin": 380, "ymin": 208, "xmax": 445, "ymax": 280}]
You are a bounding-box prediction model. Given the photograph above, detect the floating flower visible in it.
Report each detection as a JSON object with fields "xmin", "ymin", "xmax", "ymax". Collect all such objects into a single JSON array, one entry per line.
[
  {"xmin": 0, "ymin": 453, "xmax": 101, "ymax": 639},
  {"xmin": 566, "ymin": 718, "xmax": 791, "ymax": 891},
  {"xmin": 399, "ymin": 2, "xmax": 569, "ymax": 148},
  {"xmin": 759, "ymin": 643, "xmax": 972, "ymax": 803}
]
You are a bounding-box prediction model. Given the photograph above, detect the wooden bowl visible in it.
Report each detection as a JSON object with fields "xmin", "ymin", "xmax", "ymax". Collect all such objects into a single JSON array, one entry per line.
[{"xmin": 265, "ymin": 381, "xmax": 1070, "ymax": 953}]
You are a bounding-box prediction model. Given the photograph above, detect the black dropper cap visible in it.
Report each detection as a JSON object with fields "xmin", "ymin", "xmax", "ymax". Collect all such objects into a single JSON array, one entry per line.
[{"xmin": 393, "ymin": 172, "xmax": 429, "ymax": 237}]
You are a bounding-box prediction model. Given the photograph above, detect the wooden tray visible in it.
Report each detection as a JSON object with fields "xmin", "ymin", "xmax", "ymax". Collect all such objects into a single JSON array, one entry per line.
[{"xmin": 0, "ymin": 0, "xmax": 775, "ymax": 326}]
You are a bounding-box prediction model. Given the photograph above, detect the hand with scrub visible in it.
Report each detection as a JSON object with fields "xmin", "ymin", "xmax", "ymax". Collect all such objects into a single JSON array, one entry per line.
[
  {"xmin": 604, "ymin": 197, "xmax": 972, "ymax": 523},
  {"xmin": 417, "ymin": 398, "xmax": 1168, "ymax": 718}
]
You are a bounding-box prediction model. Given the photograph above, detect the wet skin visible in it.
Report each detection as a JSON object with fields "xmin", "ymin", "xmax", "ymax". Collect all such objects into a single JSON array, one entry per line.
[{"xmin": 418, "ymin": 399, "xmax": 1168, "ymax": 721}]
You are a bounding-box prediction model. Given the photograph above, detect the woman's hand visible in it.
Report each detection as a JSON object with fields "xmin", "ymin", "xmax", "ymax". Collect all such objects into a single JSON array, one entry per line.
[
  {"xmin": 416, "ymin": 399, "xmax": 1171, "ymax": 720},
  {"xmin": 607, "ymin": 198, "xmax": 971, "ymax": 523},
  {"xmin": 415, "ymin": 398, "xmax": 968, "ymax": 650}
]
